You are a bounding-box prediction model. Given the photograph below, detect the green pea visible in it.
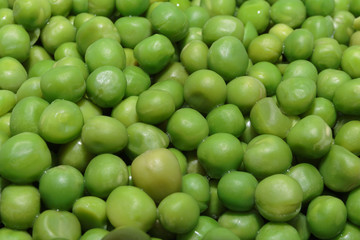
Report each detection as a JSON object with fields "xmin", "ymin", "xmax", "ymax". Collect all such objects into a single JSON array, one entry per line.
[
  {"xmin": 332, "ymin": 223, "xmax": 360, "ymax": 240},
  {"xmin": 335, "ymin": 121, "xmax": 360, "ymax": 155},
  {"xmin": 80, "ymin": 229, "xmax": 109, "ymax": 240},
  {"xmin": 250, "ymin": 97, "xmax": 292, "ymax": 139},
  {"xmin": 202, "ymin": 15, "xmax": 244, "ymax": 46},
  {"xmin": 134, "ymin": 34, "xmax": 175, "ymax": 74},
  {"xmin": 242, "ymin": 21, "xmax": 258, "ymax": 49},
  {"xmin": 186, "ymin": 151, "xmax": 207, "ymax": 176},
  {"xmin": 301, "ymin": 97, "xmax": 337, "ymax": 128},
  {"xmin": 248, "ymin": 61, "xmax": 282, "ymax": 96},
  {"xmin": 287, "ymin": 213, "xmax": 311, "ymax": 240},
  {"xmin": 54, "ymin": 42, "xmax": 82, "ymax": 60},
  {"xmin": 32, "ymin": 210, "xmax": 81, "ymax": 240},
  {"xmin": 236, "ymin": 0, "xmax": 270, "ymax": 33},
  {"xmin": 0, "ymin": 228, "xmax": 32, "ymax": 240},
  {"xmin": 154, "ymin": 61, "xmax": 189, "ymax": 85},
  {"xmin": 111, "ymin": 96, "xmax": 139, "ymax": 127},
  {"xmin": 88, "ymin": 0, "xmax": 115, "ymax": 17},
  {"xmin": 49, "ymin": 0, "xmax": 72, "ymax": 16},
  {"xmin": 170, "ymin": 0, "xmax": 191, "ymax": 10},
  {"xmin": 0, "ymin": 24, "xmax": 30, "ymax": 63},
  {"xmin": 73, "ymin": 12, "xmax": 94, "ymax": 29},
  {"xmin": 53, "ymin": 56, "xmax": 89, "ymax": 80},
  {"xmin": 248, "ymin": 33, "xmax": 282, "ymax": 64},
  {"xmin": 125, "ymin": 122, "xmax": 169, "ymax": 159},
  {"xmin": 341, "ymin": 45, "xmax": 360, "ymax": 78},
  {"xmin": 240, "ymin": 117, "xmax": 258, "ymax": 144},
  {"xmin": 0, "ymin": 90, "xmax": 16, "ymax": 117},
  {"xmin": 255, "ymin": 174, "xmax": 303, "ymax": 222},
  {"xmin": 27, "ymin": 59, "xmax": 54, "ymax": 78},
  {"xmin": 316, "ymin": 69, "xmax": 351, "ymax": 100},
  {"xmin": 10, "ymin": 96, "xmax": 48, "ymax": 135},
  {"xmin": 208, "ymin": 36, "xmax": 248, "ymax": 82},
  {"xmin": 0, "ymin": 132, "xmax": 51, "ymax": 184},
  {"xmin": 124, "ymin": 48, "xmax": 138, "ymax": 66},
  {"xmin": 333, "ymin": 10, "xmax": 355, "ymax": 45},
  {"xmin": 181, "ymin": 173, "xmax": 210, "ymax": 212},
  {"xmin": 256, "ymin": 222, "xmax": 301, "ymax": 240},
  {"xmin": 350, "ymin": 30, "xmax": 360, "ymax": 46},
  {"xmin": 302, "ymin": 15, "xmax": 334, "ymax": 40},
  {"xmin": 13, "ymin": 0, "xmax": 51, "ymax": 31},
  {"xmin": 0, "ymin": 57, "xmax": 28, "ymax": 93},
  {"xmin": 122, "ymin": 66, "xmax": 150, "ymax": 98},
  {"xmin": 150, "ymin": 79, "xmax": 184, "ymax": 109},
  {"xmin": 333, "ymin": 78, "xmax": 360, "ymax": 115},
  {"xmin": 282, "ymin": 60, "xmax": 318, "ymax": 82},
  {"xmin": 180, "ymin": 40, "xmax": 208, "ymax": 74},
  {"xmin": 0, "ymin": 113, "xmax": 11, "ymax": 137},
  {"xmin": 350, "ymin": 0, "xmax": 360, "ymax": 16},
  {"xmin": 200, "ymin": 0, "xmax": 236, "ymax": 16},
  {"xmin": 178, "ymin": 27, "xmax": 202, "ymax": 50},
  {"xmin": 77, "ymin": 98, "xmax": 102, "ymax": 124},
  {"xmin": 311, "ymin": 37, "xmax": 343, "ymax": 71},
  {"xmin": 268, "ymin": 23, "xmax": 294, "ymax": 43},
  {"xmin": 307, "ymin": 195, "xmax": 347, "ymax": 239},
  {"xmin": 244, "ymin": 134, "xmax": 293, "ymax": 180},
  {"xmin": 346, "ymin": 187, "xmax": 360, "ymax": 226},
  {"xmin": 0, "ymin": 8, "xmax": 14, "ymax": 28},
  {"xmin": 115, "ymin": 0, "xmax": 149, "ymax": 16},
  {"xmin": 115, "ymin": 17, "xmax": 152, "ymax": 49},
  {"xmin": 305, "ymin": 0, "xmax": 335, "ymax": 16},
  {"xmin": 202, "ymin": 227, "xmax": 240, "ymax": 240},
  {"xmin": 169, "ymin": 148, "xmax": 188, "ymax": 175},
  {"xmin": 185, "ymin": 6, "xmax": 210, "ymax": 28},
  {"xmin": 284, "ymin": 29, "xmax": 314, "ymax": 62},
  {"xmin": 270, "ymin": 0, "xmax": 306, "ymax": 28},
  {"xmin": 177, "ymin": 216, "xmax": 218, "ymax": 240}
]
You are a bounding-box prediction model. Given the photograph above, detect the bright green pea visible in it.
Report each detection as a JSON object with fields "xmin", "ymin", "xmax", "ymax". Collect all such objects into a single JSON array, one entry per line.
[
  {"xmin": 341, "ymin": 45, "xmax": 360, "ymax": 78},
  {"xmin": 334, "ymin": 0, "xmax": 350, "ymax": 12},
  {"xmin": 200, "ymin": 0, "xmax": 236, "ymax": 16},
  {"xmin": 125, "ymin": 122, "xmax": 169, "ymax": 159},
  {"xmin": 319, "ymin": 145, "xmax": 360, "ymax": 192},
  {"xmin": 256, "ymin": 223, "xmax": 301, "ymax": 240},
  {"xmin": 180, "ymin": 40, "xmax": 208, "ymax": 74},
  {"xmin": 32, "ymin": 210, "xmax": 81, "ymax": 240},
  {"xmin": 236, "ymin": 0, "xmax": 270, "ymax": 34},
  {"xmin": 115, "ymin": 0, "xmax": 149, "ymax": 16},
  {"xmin": 177, "ymin": 215, "xmax": 218, "ymax": 240},
  {"xmin": 317, "ymin": 69, "xmax": 351, "ymax": 100},
  {"xmin": 350, "ymin": 0, "xmax": 360, "ymax": 16},
  {"xmin": 10, "ymin": 96, "xmax": 48, "ymax": 135},
  {"xmin": 333, "ymin": 78, "xmax": 360, "ymax": 115},
  {"xmin": 80, "ymin": 228, "xmax": 109, "ymax": 240},
  {"xmin": 244, "ymin": 134, "xmax": 293, "ymax": 180},
  {"xmin": 13, "ymin": 0, "xmax": 51, "ymax": 31},
  {"xmin": 333, "ymin": 10, "xmax": 355, "ymax": 45},
  {"xmin": 335, "ymin": 121, "xmax": 360, "ymax": 155},
  {"xmin": 202, "ymin": 15, "xmax": 244, "ymax": 46},
  {"xmin": 150, "ymin": 2, "xmax": 189, "ymax": 42},
  {"xmin": 242, "ymin": 21, "xmax": 258, "ymax": 49},
  {"xmin": 77, "ymin": 98, "xmax": 102, "ymax": 124},
  {"xmin": 81, "ymin": 115, "xmax": 128, "ymax": 154},
  {"xmin": 268, "ymin": 23, "xmax": 294, "ymax": 43},
  {"xmin": 150, "ymin": 79, "xmax": 184, "ymax": 109},
  {"xmin": 181, "ymin": 173, "xmax": 210, "ymax": 212},
  {"xmin": 111, "ymin": 96, "xmax": 139, "ymax": 127},
  {"xmin": 169, "ymin": 148, "xmax": 187, "ymax": 175},
  {"xmin": 302, "ymin": 15, "xmax": 334, "ymax": 40},
  {"xmin": 311, "ymin": 37, "xmax": 343, "ymax": 71},
  {"xmin": 206, "ymin": 104, "xmax": 245, "ymax": 137},
  {"xmin": 255, "ymin": 174, "xmax": 303, "ymax": 222},
  {"xmin": 24, "ymin": 45, "xmax": 52, "ymax": 71},
  {"xmin": 134, "ymin": 34, "xmax": 175, "ymax": 74},
  {"xmin": 167, "ymin": 108, "xmax": 209, "ymax": 151},
  {"xmin": 49, "ymin": 0, "xmax": 72, "ymax": 16},
  {"xmin": 0, "ymin": 8, "xmax": 14, "ymax": 28},
  {"xmin": 122, "ymin": 66, "xmax": 151, "ymax": 98},
  {"xmin": 332, "ymin": 223, "xmax": 360, "ymax": 240},
  {"xmin": 248, "ymin": 61, "xmax": 282, "ymax": 96},
  {"xmin": 283, "ymin": 60, "xmax": 318, "ymax": 82},
  {"xmin": 28, "ymin": 59, "xmax": 54, "ymax": 78},
  {"xmin": 284, "ymin": 29, "xmax": 314, "ymax": 62},
  {"xmin": 53, "ymin": 56, "xmax": 89, "ymax": 80},
  {"xmin": 0, "ymin": 57, "xmax": 27, "ymax": 93},
  {"xmin": 203, "ymin": 227, "xmax": 240, "ymax": 240},
  {"xmin": 154, "ymin": 61, "xmax": 189, "ymax": 85},
  {"xmin": 350, "ymin": 31, "xmax": 360, "ymax": 46},
  {"xmin": 0, "ymin": 24, "xmax": 30, "ymax": 63},
  {"xmin": 307, "ymin": 195, "xmax": 347, "ymax": 239},
  {"xmin": 250, "ymin": 97, "xmax": 292, "ymax": 139},
  {"xmin": 270, "ymin": 0, "xmax": 306, "ymax": 28},
  {"xmin": 170, "ymin": 0, "xmax": 191, "ymax": 10},
  {"xmin": 84, "ymin": 154, "xmax": 128, "ymax": 199},
  {"xmin": 54, "ymin": 42, "xmax": 82, "ymax": 60},
  {"xmin": 248, "ymin": 33, "xmax": 282, "ymax": 64},
  {"xmin": 115, "ymin": 17, "xmax": 152, "ymax": 49},
  {"xmin": 0, "ymin": 90, "xmax": 16, "ymax": 117},
  {"xmin": 73, "ymin": 12, "xmax": 95, "ymax": 29},
  {"xmin": 305, "ymin": 0, "xmax": 335, "ymax": 16},
  {"xmin": 104, "ymin": 226, "xmax": 151, "ymax": 240},
  {"xmin": 178, "ymin": 27, "xmax": 202, "ymax": 50},
  {"xmin": 76, "ymin": 16, "xmax": 120, "ymax": 55},
  {"xmin": 0, "ymin": 0, "xmax": 7, "ymax": 8},
  {"xmin": 301, "ymin": 97, "xmax": 337, "ymax": 128},
  {"xmin": 346, "ymin": 187, "xmax": 360, "ymax": 226},
  {"xmin": 0, "ymin": 132, "xmax": 51, "ymax": 184},
  {"xmin": 88, "ymin": 0, "xmax": 115, "ymax": 17},
  {"xmin": 0, "ymin": 113, "xmax": 11, "ymax": 137},
  {"xmin": 208, "ymin": 36, "xmax": 248, "ymax": 82},
  {"xmin": 185, "ymin": 6, "xmax": 210, "ymax": 28},
  {"xmin": 0, "ymin": 228, "xmax": 32, "ymax": 240}
]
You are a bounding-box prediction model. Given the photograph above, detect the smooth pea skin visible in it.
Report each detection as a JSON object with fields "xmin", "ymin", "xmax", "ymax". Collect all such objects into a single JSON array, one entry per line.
[
  {"xmin": 115, "ymin": 17, "xmax": 152, "ymax": 49},
  {"xmin": 346, "ymin": 187, "xmax": 360, "ymax": 226},
  {"xmin": 0, "ymin": 132, "xmax": 51, "ymax": 184},
  {"xmin": 149, "ymin": 79, "xmax": 184, "ymax": 109},
  {"xmin": 307, "ymin": 195, "xmax": 347, "ymax": 239},
  {"xmin": 81, "ymin": 115, "xmax": 128, "ymax": 154},
  {"xmin": 0, "ymin": 24, "xmax": 30, "ymax": 63},
  {"xmin": 317, "ymin": 69, "xmax": 351, "ymax": 100},
  {"xmin": 185, "ymin": 6, "xmax": 210, "ymax": 28},
  {"xmin": 256, "ymin": 223, "xmax": 301, "ymax": 240},
  {"xmin": 84, "ymin": 154, "xmax": 128, "ymax": 199},
  {"xmin": 333, "ymin": 78, "xmax": 360, "ymax": 116},
  {"xmin": 0, "ymin": 57, "xmax": 27, "ymax": 93},
  {"xmin": 182, "ymin": 173, "xmax": 210, "ymax": 212},
  {"xmin": 331, "ymin": 223, "xmax": 360, "ymax": 240},
  {"xmin": 181, "ymin": 40, "xmax": 208, "ymax": 74},
  {"xmin": 242, "ymin": 21, "xmax": 258, "ymax": 49},
  {"xmin": 208, "ymin": 36, "xmax": 248, "ymax": 82},
  {"xmin": 111, "ymin": 96, "xmax": 139, "ymax": 127},
  {"xmin": 28, "ymin": 59, "xmax": 55, "ymax": 78},
  {"xmin": 244, "ymin": 134, "xmax": 293, "ymax": 180},
  {"xmin": 282, "ymin": 60, "xmax": 318, "ymax": 82},
  {"xmin": 236, "ymin": 0, "xmax": 270, "ymax": 34},
  {"xmin": 335, "ymin": 120, "xmax": 360, "ymax": 155},
  {"xmin": 134, "ymin": 34, "xmax": 175, "ymax": 74},
  {"xmin": 0, "ymin": 228, "xmax": 32, "ymax": 240},
  {"xmin": 54, "ymin": 42, "xmax": 82, "ymax": 61},
  {"xmin": 341, "ymin": 45, "xmax": 360, "ymax": 78},
  {"xmin": 255, "ymin": 174, "xmax": 303, "ymax": 222},
  {"xmin": 0, "ymin": 90, "xmax": 16, "ymax": 117},
  {"xmin": 77, "ymin": 98, "xmax": 102, "ymax": 124},
  {"xmin": 0, "ymin": 8, "xmax": 14, "ymax": 28},
  {"xmin": 270, "ymin": 0, "xmax": 306, "ymax": 28},
  {"xmin": 284, "ymin": 29, "xmax": 314, "ymax": 62},
  {"xmin": 301, "ymin": 97, "xmax": 337, "ymax": 128},
  {"xmin": 16, "ymin": 77, "xmax": 43, "ymax": 101},
  {"xmin": 319, "ymin": 145, "xmax": 360, "ymax": 192},
  {"xmin": 202, "ymin": 227, "xmax": 240, "ymax": 240},
  {"xmin": 124, "ymin": 66, "xmax": 151, "ymax": 98},
  {"xmin": 177, "ymin": 215, "xmax": 219, "ymax": 240},
  {"xmin": 311, "ymin": 38, "xmax": 343, "ymax": 71},
  {"xmin": 305, "ymin": 0, "xmax": 335, "ymax": 16},
  {"xmin": 250, "ymin": 97, "xmax": 292, "ymax": 139},
  {"xmin": 268, "ymin": 23, "xmax": 293, "ymax": 43},
  {"xmin": 106, "ymin": 185, "xmax": 157, "ymax": 232},
  {"xmin": 32, "ymin": 210, "xmax": 81, "ymax": 240},
  {"xmin": 302, "ymin": 16, "xmax": 334, "ymax": 40},
  {"xmin": 115, "ymin": 0, "xmax": 149, "ymax": 16},
  {"xmin": 80, "ymin": 228, "xmax": 109, "ymax": 240},
  {"xmin": 131, "ymin": 148, "xmax": 182, "ymax": 203},
  {"xmin": 247, "ymin": 34, "xmax": 282, "ymax": 64},
  {"xmin": 200, "ymin": 0, "xmax": 236, "ymax": 16},
  {"xmin": 287, "ymin": 213, "xmax": 311, "ymax": 240}
]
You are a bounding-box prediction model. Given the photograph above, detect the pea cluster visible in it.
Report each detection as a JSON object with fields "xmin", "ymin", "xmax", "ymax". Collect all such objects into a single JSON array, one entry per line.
[{"xmin": 0, "ymin": 0, "xmax": 360, "ymax": 239}]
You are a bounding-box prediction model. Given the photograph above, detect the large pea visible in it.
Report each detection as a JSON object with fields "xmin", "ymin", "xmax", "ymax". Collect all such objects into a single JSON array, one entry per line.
[
  {"xmin": 247, "ymin": 34, "xmax": 282, "ymax": 64},
  {"xmin": 13, "ymin": 0, "xmax": 51, "ymax": 31},
  {"xmin": 180, "ymin": 40, "xmax": 208, "ymax": 74},
  {"xmin": 270, "ymin": 0, "xmax": 306, "ymax": 28},
  {"xmin": 236, "ymin": 0, "xmax": 270, "ymax": 33},
  {"xmin": 311, "ymin": 38, "xmax": 343, "ymax": 71},
  {"xmin": 301, "ymin": 15, "xmax": 334, "ymax": 40},
  {"xmin": 341, "ymin": 45, "xmax": 360, "ymax": 78},
  {"xmin": 284, "ymin": 29, "xmax": 314, "ymax": 62},
  {"xmin": 316, "ymin": 69, "xmax": 351, "ymax": 100},
  {"xmin": 0, "ymin": 24, "xmax": 30, "ymax": 63},
  {"xmin": 115, "ymin": 17, "xmax": 152, "ymax": 49}
]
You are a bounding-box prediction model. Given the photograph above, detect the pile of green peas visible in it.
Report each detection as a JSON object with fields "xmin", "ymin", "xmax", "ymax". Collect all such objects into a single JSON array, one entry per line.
[{"xmin": 0, "ymin": 0, "xmax": 360, "ymax": 239}]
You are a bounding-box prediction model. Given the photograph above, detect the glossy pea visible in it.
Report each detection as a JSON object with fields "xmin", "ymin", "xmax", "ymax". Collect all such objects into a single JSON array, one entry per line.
[
  {"xmin": 270, "ymin": 0, "xmax": 306, "ymax": 28},
  {"xmin": 301, "ymin": 15, "xmax": 334, "ymax": 40},
  {"xmin": 115, "ymin": 17, "xmax": 152, "ymax": 49},
  {"xmin": 335, "ymin": 120, "xmax": 360, "ymax": 155},
  {"xmin": 248, "ymin": 61, "xmax": 282, "ymax": 96},
  {"xmin": 284, "ymin": 29, "xmax": 314, "ymax": 62},
  {"xmin": 236, "ymin": 0, "xmax": 270, "ymax": 33},
  {"xmin": 333, "ymin": 78, "xmax": 360, "ymax": 116}
]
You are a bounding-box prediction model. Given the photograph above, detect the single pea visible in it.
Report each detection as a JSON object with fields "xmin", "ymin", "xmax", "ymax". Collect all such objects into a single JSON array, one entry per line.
[
  {"xmin": 255, "ymin": 174, "xmax": 303, "ymax": 222},
  {"xmin": 282, "ymin": 60, "xmax": 318, "ymax": 82},
  {"xmin": 13, "ymin": 0, "xmax": 51, "ymax": 31},
  {"xmin": 0, "ymin": 24, "xmax": 30, "ymax": 63},
  {"xmin": 158, "ymin": 192, "xmax": 200, "ymax": 234},
  {"xmin": 149, "ymin": 79, "xmax": 184, "ymax": 109},
  {"xmin": 341, "ymin": 45, "xmax": 360, "ymax": 78},
  {"xmin": 86, "ymin": 66, "xmax": 126, "ymax": 108},
  {"xmin": 80, "ymin": 228, "xmax": 109, "ymax": 240},
  {"xmin": 0, "ymin": 132, "xmax": 51, "ymax": 184},
  {"xmin": 32, "ymin": 210, "xmax": 81, "ymax": 240},
  {"xmin": 180, "ymin": 40, "xmax": 208, "ymax": 74},
  {"xmin": 16, "ymin": 77, "xmax": 42, "ymax": 101},
  {"xmin": 115, "ymin": 0, "xmax": 149, "ymax": 16},
  {"xmin": 247, "ymin": 34, "xmax": 282, "ymax": 64},
  {"xmin": 0, "ymin": 8, "xmax": 14, "ymax": 28},
  {"xmin": 177, "ymin": 215, "xmax": 219, "ymax": 240},
  {"xmin": 284, "ymin": 29, "xmax": 314, "ymax": 62},
  {"xmin": 307, "ymin": 195, "xmax": 347, "ymax": 239},
  {"xmin": 87, "ymin": 0, "xmax": 115, "ymax": 17},
  {"xmin": 270, "ymin": 0, "xmax": 306, "ymax": 28},
  {"xmin": 185, "ymin": 6, "xmax": 210, "ymax": 28},
  {"xmin": 350, "ymin": 30, "xmax": 360, "ymax": 46},
  {"xmin": 122, "ymin": 66, "xmax": 151, "ymax": 98},
  {"xmin": 111, "ymin": 96, "xmax": 139, "ymax": 127},
  {"xmin": 131, "ymin": 148, "xmax": 182, "ymax": 203},
  {"xmin": 301, "ymin": 97, "xmax": 337, "ymax": 128},
  {"xmin": 333, "ymin": 10, "xmax": 355, "ymax": 45},
  {"xmin": 268, "ymin": 23, "xmax": 294, "ymax": 43},
  {"xmin": 346, "ymin": 187, "xmax": 360, "ymax": 226},
  {"xmin": 81, "ymin": 115, "xmax": 128, "ymax": 154},
  {"xmin": 73, "ymin": 12, "xmax": 95, "ymax": 29},
  {"xmin": 236, "ymin": 0, "xmax": 270, "ymax": 33},
  {"xmin": 48, "ymin": 0, "xmax": 72, "ymax": 16},
  {"xmin": 244, "ymin": 134, "xmax": 293, "ymax": 180},
  {"xmin": 335, "ymin": 120, "xmax": 360, "ymax": 155},
  {"xmin": 200, "ymin": 0, "xmax": 236, "ymax": 16},
  {"xmin": 311, "ymin": 37, "xmax": 343, "ymax": 71},
  {"xmin": 317, "ymin": 69, "xmax": 351, "ymax": 100},
  {"xmin": 333, "ymin": 78, "xmax": 360, "ymax": 115},
  {"xmin": 305, "ymin": 0, "xmax": 335, "ymax": 16},
  {"xmin": 85, "ymin": 38, "xmax": 125, "ymax": 72},
  {"xmin": 302, "ymin": 15, "xmax": 334, "ymax": 40},
  {"xmin": 77, "ymin": 98, "xmax": 102, "ymax": 124},
  {"xmin": 54, "ymin": 42, "xmax": 82, "ymax": 60},
  {"xmin": 208, "ymin": 36, "xmax": 248, "ymax": 82},
  {"xmin": 256, "ymin": 222, "xmax": 301, "ymax": 240},
  {"xmin": 0, "ymin": 57, "xmax": 28, "ymax": 93},
  {"xmin": 182, "ymin": 173, "xmax": 210, "ymax": 212},
  {"xmin": 0, "ymin": 228, "xmax": 32, "ymax": 240},
  {"xmin": 218, "ymin": 210, "xmax": 264, "ymax": 240},
  {"xmin": 154, "ymin": 61, "xmax": 189, "ymax": 85},
  {"xmin": 170, "ymin": 0, "xmax": 191, "ymax": 10},
  {"xmin": 242, "ymin": 21, "xmax": 258, "ymax": 49},
  {"xmin": 134, "ymin": 34, "xmax": 175, "ymax": 74},
  {"xmin": 350, "ymin": 0, "xmax": 360, "ymax": 17},
  {"xmin": 10, "ymin": 96, "xmax": 48, "ymax": 135},
  {"xmin": 248, "ymin": 61, "xmax": 282, "ymax": 96},
  {"xmin": 249, "ymin": 97, "xmax": 292, "ymax": 139}
]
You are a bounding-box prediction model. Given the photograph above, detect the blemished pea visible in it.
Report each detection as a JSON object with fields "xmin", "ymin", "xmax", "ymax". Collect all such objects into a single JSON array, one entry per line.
[
  {"xmin": 206, "ymin": 104, "xmax": 245, "ymax": 137},
  {"xmin": 305, "ymin": 0, "xmax": 335, "ymax": 16},
  {"xmin": 0, "ymin": 228, "xmax": 32, "ymax": 240},
  {"xmin": 301, "ymin": 15, "xmax": 334, "ymax": 40},
  {"xmin": 319, "ymin": 145, "xmax": 360, "ymax": 192},
  {"xmin": 247, "ymin": 34, "xmax": 283, "ymax": 64},
  {"xmin": 256, "ymin": 222, "xmax": 301, "ymax": 240},
  {"xmin": 158, "ymin": 192, "xmax": 200, "ymax": 234},
  {"xmin": 85, "ymin": 38, "xmax": 126, "ymax": 72},
  {"xmin": 200, "ymin": 0, "xmax": 236, "ymax": 16},
  {"xmin": 202, "ymin": 15, "xmax": 244, "ymax": 46},
  {"xmin": 284, "ymin": 29, "xmax": 314, "ymax": 62},
  {"xmin": 346, "ymin": 187, "xmax": 360, "ymax": 226},
  {"xmin": 287, "ymin": 115, "xmax": 333, "ymax": 161},
  {"xmin": 184, "ymin": 69, "xmax": 226, "ymax": 114},
  {"xmin": 150, "ymin": 2, "xmax": 189, "ymax": 42},
  {"xmin": 0, "ymin": 8, "xmax": 14, "ymax": 28},
  {"xmin": 311, "ymin": 38, "xmax": 343, "ymax": 71},
  {"xmin": 149, "ymin": 79, "xmax": 184, "ymax": 109},
  {"xmin": 341, "ymin": 45, "xmax": 360, "ymax": 78},
  {"xmin": 115, "ymin": 17, "xmax": 152, "ymax": 49},
  {"xmin": 244, "ymin": 134, "xmax": 293, "ymax": 180},
  {"xmin": 81, "ymin": 115, "xmax": 128, "ymax": 154},
  {"xmin": 185, "ymin": 6, "xmax": 210, "ymax": 28},
  {"xmin": 248, "ymin": 61, "xmax": 282, "ymax": 96},
  {"xmin": 333, "ymin": 78, "xmax": 360, "ymax": 115},
  {"xmin": 208, "ymin": 36, "xmax": 248, "ymax": 82},
  {"xmin": 307, "ymin": 195, "xmax": 347, "ymax": 239},
  {"xmin": 125, "ymin": 122, "xmax": 169, "ymax": 159},
  {"xmin": 236, "ymin": 0, "xmax": 270, "ymax": 34},
  {"xmin": 111, "ymin": 96, "xmax": 139, "ymax": 127},
  {"xmin": 270, "ymin": 0, "xmax": 306, "ymax": 28},
  {"xmin": 32, "ymin": 210, "xmax": 81, "ymax": 240},
  {"xmin": 335, "ymin": 120, "xmax": 360, "ymax": 155},
  {"xmin": 177, "ymin": 215, "xmax": 218, "ymax": 240},
  {"xmin": 180, "ymin": 40, "xmax": 208, "ymax": 74},
  {"xmin": 0, "ymin": 185, "xmax": 40, "ymax": 230},
  {"xmin": 242, "ymin": 22, "xmax": 258, "ymax": 49},
  {"xmin": 218, "ymin": 210, "xmax": 264, "ymax": 240},
  {"xmin": 86, "ymin": 66, "xmax": 126, "ymax": 108},
  {"xmin": 255, "ymin": 174, "xmax": 303, "ymax": 222},
  {"xmin": 77, "ymin": 98, "xmax": 102, "ymax": 124},
  {"xmin": 115, "ymin": 0, "xmax": 149, "ymax": 16},
  {"xmin": 131, "ymin": 148, "xmax": 182, "ymax": 203},
  {"xmin": 282, "ymin": 59, "xmax": 318, "ymax": 82},
  {"xmin": 249, "ymin": 97, "xmax": 292, "ymax": 139},
  {"xmin": 39, "ymin": 165, "xmax": 84, "ymax": 211},
  {"xmin": 316, "ymin": 69, "xmax": 351, "ymax": 100},
  {"xmin": 0, "ymin": 24, "xmax": 30, "ymax": 63},
  {"xmin": 181, "ymin": 173, "xmax": 210, "ymax": 212},
  {"xmin": 198, "ymin": 133, "xmax": 244, "ymax": 179},
  {"xmin": 0, "ymin": 132, "xmax": 51, "ymax": 184},
  {"xmin": 268, "ymin": 23, "xmax": 294, "ymax": 43},
  {"xmin": 134, "ymin": 34, "xmax": 175, "ymax": 74}
]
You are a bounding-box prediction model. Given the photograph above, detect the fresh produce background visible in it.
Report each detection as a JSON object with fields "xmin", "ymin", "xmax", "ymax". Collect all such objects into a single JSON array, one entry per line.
[{"xmin": 0, "ymin": 0, "xmax": 360, "ymax": 239}]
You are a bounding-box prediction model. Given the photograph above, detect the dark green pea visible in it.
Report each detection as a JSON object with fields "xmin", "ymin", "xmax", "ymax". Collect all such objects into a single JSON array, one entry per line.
[
  {"xmin": 333, "ymin": 10, "xmax": 355, "ymax": 45},
  {"xmin": 236, "ymin": 0, "xmax": 270, "ymax": 34},
  {"xmin": 302, "ymin": 15, "xmax": 334, "ymax": 40},
  {"xmin": 115, "ymin": 17, "xmax": 152, "ymax": 49},
  {"xmin": 316, "ymin": 69, "xmax": 351, "ymax": 100},
  {"xmin": 333, "ymin": 78, "xmax": 360, "ymax": 116},
  {"xmin": 185, "ymin": 6, "xmax": 210, "ymax": 28},
  {"xmin": 284, "ymin": 29, "xmax": 314, "ymax": 62},
  {"xmin": 270, "ymin": 0, "xmax": 306, "ymax": 28}
]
